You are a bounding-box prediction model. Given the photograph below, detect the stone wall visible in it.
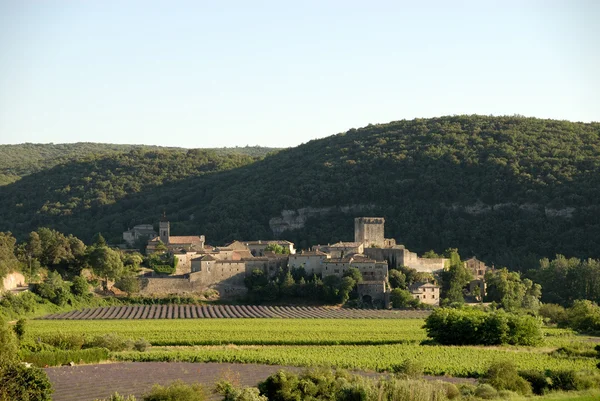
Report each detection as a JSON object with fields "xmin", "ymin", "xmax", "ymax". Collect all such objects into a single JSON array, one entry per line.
[
  {"xmin": 364, "ymin": 248, "xmax": 447, "ymax": 273},
  {"xmin": 140, "ymin": 277, "xmax": 198, "ymax": 295},
  {"xmin": 2, "ymin": 272, "xmax": 26, "ymax": 291}
]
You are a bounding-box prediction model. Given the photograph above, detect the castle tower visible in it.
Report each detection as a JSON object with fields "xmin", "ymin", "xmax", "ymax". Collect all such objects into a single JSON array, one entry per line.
[
  {"xmin": 159, "ymin": 212, "xmax": 170, "ymax": 244},
  {"xmin": 354, "ymin": 217, "xmax": 385, "ymax": 248}
]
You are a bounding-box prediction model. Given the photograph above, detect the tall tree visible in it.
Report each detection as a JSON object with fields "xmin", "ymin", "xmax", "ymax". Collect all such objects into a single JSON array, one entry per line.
[{"xmin": 88, "ymin": 246, "xmax": 124, "ymax": 291}]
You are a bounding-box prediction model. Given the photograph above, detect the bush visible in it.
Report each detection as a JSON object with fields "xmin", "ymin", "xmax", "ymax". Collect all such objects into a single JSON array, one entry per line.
[
  {"xmin": 71, "ymin": 275, "xmax": 90, "ymax": 297},
  {"xmin": 39, "ymin": 332, "xmax": 85, "ymax": 350},
  {"xmin": 441, "ymin": 382, "xmax": 460, "ymax": 400},
  {"xmin": 14, "ymin": 318, "xmax": 26, "ymax": 341},
  {"xmin": 215, "ymin": 381, "xmax": 267, "ymax": 401},
  {"xmin": 133, "ymin": 338, "xmax": 151, "ymax": 352},
  {"xmin": 424, "ymin": 308, "xmax": 543, "ymax": 345},
  {"xmin": 390, "ymin": 289, "xmax": 419, "ymax": 308},
  {"xmin": 142, "ymin": 380, "xmax": 206, "ymax": 401},
  {"xmin": 88, "ymin": 333, "xmax": 134, "ymax": 352},
  {"xmin": 0, "ymin": 362, "xmax": 53, "ymax": 401},
  {"xmin": 474, "ymin": 384, "xmax": 498, "ymax": 399},
  {"xmin": 389, "ymin": 359, "xmax": 424, "ymax": 378},
  {"xmin": 519, "ymin": 370, "xmax": 551, "ymax": 395},
  {"xmin": 20, "ymin": 347, "xmax": 110, "ymax": 367},
  {"xmin": 539, "ymin": 303, "xmax": 568, "ymax": 326},
  {"xmin": 547, "ymin": 369, "xmax": 595, "ymax": 392},
  {"xmin": 484, "ymin": 361, "xmax": 532, "ymax": 395}
]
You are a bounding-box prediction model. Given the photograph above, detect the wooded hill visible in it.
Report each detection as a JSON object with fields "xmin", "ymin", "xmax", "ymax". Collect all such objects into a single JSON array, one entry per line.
[
  {"xmin": 1, "ymin": 115, "xmax": 599, "ymax": 271},
  {"xmin": 0, "ymin": 142, "xmax": 279, "ymax": 185}
]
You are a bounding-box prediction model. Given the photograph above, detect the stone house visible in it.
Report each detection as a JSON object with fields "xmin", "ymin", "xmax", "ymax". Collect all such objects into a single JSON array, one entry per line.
[
  {"xmin": 464, "ymin": 257, "xmax": 491, "ymax": 300},
  {"xmin": 409, "ymin": 282, "xmax": 440, "ymax": 306},
  {"xmin": 313, "ymin": 242, "xmax": 364, "ymax": 258},
  {"xmin": 288, "ymin": 250, "xmax": 330, "ymax": 276},
  {"xmin": 123, "ymin": 224, "xmax": 157, "ymax": 246},
  {"xmin": 322, "ymin": 255, "xmax": 388, "ymax": 281}
]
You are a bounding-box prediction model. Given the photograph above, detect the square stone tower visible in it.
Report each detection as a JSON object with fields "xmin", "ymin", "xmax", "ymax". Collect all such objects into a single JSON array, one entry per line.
[
  {"xmin": 354, "ymin": 217, "xmax": 385, "ymax": 248},
  {"xmin": 159, "ymin": 212, "xmax": 170, "ymax": 244}
]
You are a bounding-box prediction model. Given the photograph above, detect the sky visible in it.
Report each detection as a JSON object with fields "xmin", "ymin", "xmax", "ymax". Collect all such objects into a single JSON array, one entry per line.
[{"xmin": 0, "ymin": 1, "xmax": 598, "ymax": 148}]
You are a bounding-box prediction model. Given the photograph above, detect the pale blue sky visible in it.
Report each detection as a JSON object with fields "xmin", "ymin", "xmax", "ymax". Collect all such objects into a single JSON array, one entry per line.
[{"xmin": 0, "ymin": 0, "xmax": 598, "ymax": 148}]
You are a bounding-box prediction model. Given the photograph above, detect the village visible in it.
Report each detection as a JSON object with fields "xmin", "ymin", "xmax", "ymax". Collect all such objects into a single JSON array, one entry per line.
[{"xmin": 123, "ymin": 216, "xmax": 491, "ymax": 306}]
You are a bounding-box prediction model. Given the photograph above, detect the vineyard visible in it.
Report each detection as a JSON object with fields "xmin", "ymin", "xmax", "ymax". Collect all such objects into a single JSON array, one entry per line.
[
  {"xmin": 27, "ymin": 319, "xmax": 427, "ymax": 346},
  {"xmin": 39, "ymin": 305, "xmax": 429, "ymax": 320},
  {"xmin": 115, "ymin": 343, "xmax": 599, "ymax": 377}
]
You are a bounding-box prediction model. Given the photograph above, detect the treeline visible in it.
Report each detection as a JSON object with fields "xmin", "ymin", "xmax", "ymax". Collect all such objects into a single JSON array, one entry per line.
[
  {"xmin": 1, "ymin": 116, "xmax": 599, "ymax": 269},
  {"xmin": 0, "ymin": 142, "xmax": 279, "ymax": 186}
]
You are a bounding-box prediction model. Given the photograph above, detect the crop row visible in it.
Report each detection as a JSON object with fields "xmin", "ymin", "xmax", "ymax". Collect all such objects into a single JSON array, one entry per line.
[
  {"xmin": 40, "ymin": 305, "xmax": 430, "ymax": 320},
  {"xmin": 27, "ymin": 318, "xmax": 427, "ymax": 346},
  {"xmin": 115, "ymin": 343, "xmax": 599, "ymax": 378}
]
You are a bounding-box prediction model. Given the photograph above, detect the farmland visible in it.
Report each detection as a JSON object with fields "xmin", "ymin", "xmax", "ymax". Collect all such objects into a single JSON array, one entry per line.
[
  {"xmin": 39, "ymin": 304, "xmax": 429, "ymax": 320},
  {"xmin": 27, "ymin": 315, "xmax": 600, "ymax": 378}
]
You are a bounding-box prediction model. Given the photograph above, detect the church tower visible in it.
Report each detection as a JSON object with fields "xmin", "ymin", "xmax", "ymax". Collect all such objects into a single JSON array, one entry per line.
[{"xmin": 159, "ymin": 212, "xmax": 170, "ymax": 244}]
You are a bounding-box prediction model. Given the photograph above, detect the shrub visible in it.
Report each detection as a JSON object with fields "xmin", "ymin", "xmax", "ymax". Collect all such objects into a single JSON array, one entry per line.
[
  {"xmin": 547, "ymin": 369, "xmax": 596, "ymax": 391},
  {"xmin": 0, "ymin": 362, "xmax": 53, "ymax": 401},
  {"xmin": 133, "ymin": 338, "xmax": 151, "ymax": 352},
  {"xmin": 474, "ymin": 384, "xmax": 498, "ymax": 399},
  {"xmin": 441, "ymin": 382, "xmax": 460, "ymax": 400},
  {"xmin": 519, "ymin": 370, "xmax": 550, "ymax": 395},
  {"xmin": 389, "ymin": 359, "xmax": 424, "ymax": 378},
  {"xmin": 142, "ymin": 380, "xmax": 206, "ymax": 401},
  {"xmin": 215, "ymin": 381, "xmax": 267, "ymax": 401},
  {"xmin": 71, "ymin": 275, "xmax": 90, "ymax": 297},
  {"xmin": 88, "ymin": 333, "xmax": 134, "ymax": 352},
  {"xmin": 21, "ymin": 347, "xmax": 110, "ymax": 367},
  {"xmin": 13, "ymin": 318, "xmax": 26, "ymax": 341},
  {"xmin": 497, "ymin": 389, "xmax": 519, "ymax": 399},
  {"xmin": 484, "ymin": 361, "xmax": 531, "ymax": 395},
  {"xmin": 40, "ymin": 332, "xmax": 85, "ymax": 350},
  {"xmin": 539, "ymin": 303, "xmax": 568, "ymax": 325}
]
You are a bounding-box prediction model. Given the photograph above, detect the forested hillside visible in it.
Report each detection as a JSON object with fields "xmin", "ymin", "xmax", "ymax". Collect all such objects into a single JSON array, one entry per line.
[
  {"xmin": 1, "ymin": 116, "xmax": 599, "ymax": 270},
  {"xmin": 0, "ymin": 142, "xmax": 279, "ymax": 185}
]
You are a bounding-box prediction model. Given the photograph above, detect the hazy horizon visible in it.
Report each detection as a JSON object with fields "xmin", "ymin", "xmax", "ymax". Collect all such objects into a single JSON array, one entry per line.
[{"xmin": 1, "ymin": 1, "xmax": 598, "ymax": 148}]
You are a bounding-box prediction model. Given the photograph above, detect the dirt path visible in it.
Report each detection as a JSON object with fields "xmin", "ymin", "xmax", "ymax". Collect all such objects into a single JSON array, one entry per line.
[{"xmin": 45, "ymin": 362, "xmax": 474, "ymax": 401}]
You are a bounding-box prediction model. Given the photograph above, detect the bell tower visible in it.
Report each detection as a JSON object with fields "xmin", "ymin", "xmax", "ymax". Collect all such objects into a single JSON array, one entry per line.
[{"xmin": 159, "ymin": 212, "xmax": 170, "ymax": 244}]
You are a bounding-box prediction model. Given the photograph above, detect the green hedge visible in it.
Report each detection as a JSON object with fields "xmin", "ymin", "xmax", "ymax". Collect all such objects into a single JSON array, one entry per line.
[{"xmin": 20, "ymin": 347, "xmax": 110, "ymax": 367}]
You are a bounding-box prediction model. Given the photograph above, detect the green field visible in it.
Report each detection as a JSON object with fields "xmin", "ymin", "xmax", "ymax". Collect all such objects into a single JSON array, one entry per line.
[
  {"xmin": 26, "ymin": 318, "xmax": 426, "ymax": 346},
  {"xmin": 26, "ymin": 318, "xmax": 600, "ymax": 378}
]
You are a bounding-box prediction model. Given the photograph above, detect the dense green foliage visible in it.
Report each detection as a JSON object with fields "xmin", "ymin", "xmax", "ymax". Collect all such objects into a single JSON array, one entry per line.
[
  {"xmin": 0, "ymin": 142, "xmax": 279, "ymax": 186},
  {"xmin": 528, "ymin": 256, "xmax": 600, "ymax": 306},
  {"xmin": 1, "ymin": 117, "xmax": 599, "ymax": 269},
  {"xmin": 424, "ymin": 308, "xmax": 543, "ymax": 346},
  {"xmin": 0, "ymin": 362, "xmax": 53, "ymax": 401}
]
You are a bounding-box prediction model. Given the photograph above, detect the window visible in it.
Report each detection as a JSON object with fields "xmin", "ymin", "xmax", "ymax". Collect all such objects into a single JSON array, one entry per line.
[{"xmin": 431, "ymin": 295, "xmax": 435, "ymax": 299}]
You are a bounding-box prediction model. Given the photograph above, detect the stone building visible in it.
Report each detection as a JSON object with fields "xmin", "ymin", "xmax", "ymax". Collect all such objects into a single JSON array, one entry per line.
[
  {"xmin": 227, "ymin": 240, "xmax": 296, "ymax": 256},
  {"xmin": 464, "ymin": 257, "xmax": 491, "ymax": 301},
  {"xmin": 357, "ymin": 281, "xmax": 390, "ymax": 307},
  {"xmin": 322, "ymin": 255, "xmax": 388, "ymax": 281},
  {"xmin": 313, "ymin": 242, "xmax": 364, "ymax": 258},
  {"xmin": 123, "ymin": 224, "xmax": 157, "ymax": 246},
  {"xmin": 354, "ymin": 217, "xmax": 386, "ymax": 248},
  {"xmin": 409, "ymin": 282, "xmax": 440, "ymax": 306},
  {"xmin": 288, "ymin": 250, "xmax": 330, "ymax": 276},
  {"xmin": 146, "ymin": 214, "xmax": 205, "ymax": 254}
]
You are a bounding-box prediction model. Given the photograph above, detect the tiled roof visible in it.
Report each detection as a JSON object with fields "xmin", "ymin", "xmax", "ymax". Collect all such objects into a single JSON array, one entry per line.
[
  {"xmin": 329, "ymin": 242, "xmax": 362, "ymax": 248},
  {"xmin": 169, "ymin": 236, "xmax": 204, "ymax": 244},
  {"xmin": 243, "ymin": 240, "xmax": 293, "ymax": 245}
]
